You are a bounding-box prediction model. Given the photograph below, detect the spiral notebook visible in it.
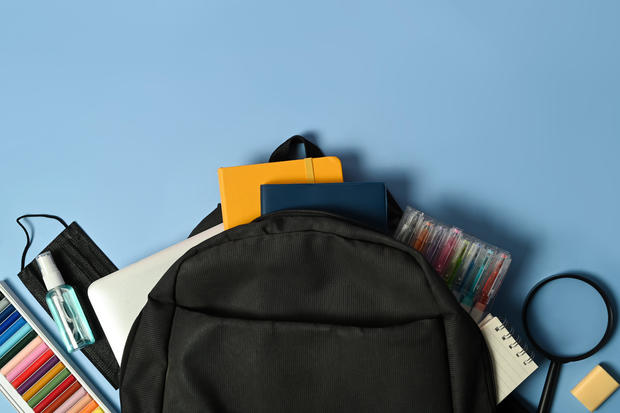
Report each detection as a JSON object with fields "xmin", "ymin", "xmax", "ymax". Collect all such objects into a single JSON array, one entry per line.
[{"xmin": 479, "ymin": 314, "xmax": 538, "ymax": 403}]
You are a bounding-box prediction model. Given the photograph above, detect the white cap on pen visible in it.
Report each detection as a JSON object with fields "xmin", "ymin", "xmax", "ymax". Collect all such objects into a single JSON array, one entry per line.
[{"xmin": 35, "ymin": 251, "xmax": 66, "ymax": 291}]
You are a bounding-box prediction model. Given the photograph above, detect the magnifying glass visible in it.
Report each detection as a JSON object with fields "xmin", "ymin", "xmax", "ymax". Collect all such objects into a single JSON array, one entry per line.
[{"xmin": 522, "ymin": 274, "xmax": 615, "ymax": 413}]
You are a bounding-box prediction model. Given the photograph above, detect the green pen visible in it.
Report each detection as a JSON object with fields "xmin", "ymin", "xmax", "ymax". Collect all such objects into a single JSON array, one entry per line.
[
  {"xmin": 443, "ymin": 237, "xmax": 470, "ymax": 285},
  {"xmin": 451, "ymin": 240, "xmax": 482, "ymax": 295},
  {"xmin": 459, "ymin": 248, "xmax": 496, "ymax": 311}
]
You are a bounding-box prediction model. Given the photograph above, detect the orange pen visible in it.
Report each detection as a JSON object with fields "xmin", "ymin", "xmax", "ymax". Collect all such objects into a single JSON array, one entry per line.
[{"xmin": 412, "ymin": 221, "xmax": 434, "ymax": 251}]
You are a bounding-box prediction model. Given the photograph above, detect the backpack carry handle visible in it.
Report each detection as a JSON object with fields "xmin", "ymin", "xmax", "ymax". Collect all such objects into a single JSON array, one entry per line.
[
  {"xmin": 269, "ymin": 135, "xmax": 325, "ymax": 162},
  {"xmin": 268, "ymin": 135, "xmax": 404, "ymax": 232}
]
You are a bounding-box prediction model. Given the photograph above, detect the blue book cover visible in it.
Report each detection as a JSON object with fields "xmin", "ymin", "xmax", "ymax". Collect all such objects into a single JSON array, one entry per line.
[{"xmin": 260, "ymin": 182, "xmax": 387, "ymax": 232}]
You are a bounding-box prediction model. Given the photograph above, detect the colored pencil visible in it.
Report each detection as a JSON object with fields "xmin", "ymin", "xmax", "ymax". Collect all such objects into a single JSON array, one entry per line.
[
  {"xmin": 12, "ymin": 349, "xmax": 55, "ymax": 389},
  {"xmin": 78, "ymin": 399, "xmax": 99, "ymax": 413},
  {"xmin": 41, "ymin": 379, "xmax": 82, "ymax": 413},
  {"xmin": 0, "ymin": 329, "xmax": 38, "ymax": 368},
  {"xmin": 66, "ymin": 394, "xmax": 93, "ymax": 413},
  {"xmin": 51, "ymin": 387, "xmax": 86, "ymax": 413},
  {"xmin": 4, "ymin": 340, "xmax": 47, "ymax": 381},
  {"xmin": 34, "ymin": 374, "xmax": 77, "ymax": 412},
  {"xmin": 0, "ymin": 336, "xmax": 43, "ymax": 376},
  {"xmin": 21, "ymin": 360, "xmax": 63, "ymax": 399},
  {"xmin": 27, "ymin": 367, "xmax": 70, "ymax": 406}
]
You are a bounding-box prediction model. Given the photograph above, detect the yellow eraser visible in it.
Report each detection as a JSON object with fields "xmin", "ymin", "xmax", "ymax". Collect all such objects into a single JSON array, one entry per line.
[{"xmin": 571, "ymin": 365, "xmax": 619, "ymax": 411}]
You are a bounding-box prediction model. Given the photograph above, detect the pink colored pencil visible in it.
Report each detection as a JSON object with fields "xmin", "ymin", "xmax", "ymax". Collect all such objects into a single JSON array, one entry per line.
[
  {"xmin": 66, "ymin": 394, "xmax": 93, "ymax": 413},
  {"xmin": 0, "ymin": 336, "xmax": 43, "ymax": 376},
  {"xmin": 4, "ymin": 340, "xmax": 48, "ymax": 381},
  {"xmin": 52, "ymin": 387, "xmax": 87, "ymax": 413}
]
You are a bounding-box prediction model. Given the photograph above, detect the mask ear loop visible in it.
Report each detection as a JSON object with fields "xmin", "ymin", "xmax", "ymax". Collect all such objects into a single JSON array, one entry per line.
[{"xmin": 16, "ymin": 214, "xmax": 69, "ymax": 271}]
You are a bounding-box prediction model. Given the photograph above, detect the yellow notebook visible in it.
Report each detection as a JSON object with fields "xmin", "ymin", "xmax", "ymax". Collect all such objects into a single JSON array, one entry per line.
[{"xmin": 218, "ymin": 157, "xmax": 343, "ymax": 229}]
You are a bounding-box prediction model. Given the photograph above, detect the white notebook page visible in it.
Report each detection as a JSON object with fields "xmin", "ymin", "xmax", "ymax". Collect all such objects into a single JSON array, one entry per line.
[{"xmin": 479, "ymin": 315, "xmax": 538, "ymax": 402}]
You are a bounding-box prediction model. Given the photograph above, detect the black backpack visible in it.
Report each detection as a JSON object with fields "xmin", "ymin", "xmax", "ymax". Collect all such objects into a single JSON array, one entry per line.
[{"xmin": 119, "ymin": 137, "xmax": 498, "ymax": 413}]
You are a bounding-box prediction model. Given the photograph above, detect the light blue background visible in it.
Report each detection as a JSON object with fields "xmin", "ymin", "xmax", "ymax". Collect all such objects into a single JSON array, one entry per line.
[{"xmin": 1, "ymin": 1, "xmax": 619, "ymax": 412}]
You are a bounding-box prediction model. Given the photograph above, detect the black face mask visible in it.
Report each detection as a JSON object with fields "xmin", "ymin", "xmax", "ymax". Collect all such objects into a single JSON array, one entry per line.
[{"xmin": 16, "ymin": 214, "xmax": 120, "ymax": 389}]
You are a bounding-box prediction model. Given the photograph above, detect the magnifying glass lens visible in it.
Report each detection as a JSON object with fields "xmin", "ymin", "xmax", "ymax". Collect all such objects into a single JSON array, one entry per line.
[{"xmin": 525, "ymin": 278, "xmax": 609, "ymax": 357}]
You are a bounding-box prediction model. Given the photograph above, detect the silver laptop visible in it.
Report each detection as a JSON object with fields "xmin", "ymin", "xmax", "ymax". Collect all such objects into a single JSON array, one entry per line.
[{"xmin": 88, "ymin": 223, "xmax": 225, "ymax": 364}]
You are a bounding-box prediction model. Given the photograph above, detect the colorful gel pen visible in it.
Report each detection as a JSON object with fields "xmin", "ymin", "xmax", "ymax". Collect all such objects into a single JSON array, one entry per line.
[
  {"xmin": 469, "ymin": 252, "xmax": 512, "ymax": 322},
  {"xmin": 394, "ymin": 206, "xmax": 423, "ymax": 244},
  {"xmin": 458, "ymin": 247, "xmax": 496, "ymax": 311},
  {"xmin": 433, "ymin": 228, "xmax": 462, "ymax": 276},
  {"xmin": 393, "ymin": 206, "xmax": 512, "ymax": 318},
  {"xmin": 423, "ymin": 224, "xmax": 447, "ymax": 263},
  {"xmin": 412, "ymin": 220, "xmax": 434, "ymax": 251},
  {"xmin": 444, "ymin": 237, "xmax": 470, "ymax": 285},
  {"xmin": 450, "ymin": 241, "xmax": 482, "ymax": 295}
]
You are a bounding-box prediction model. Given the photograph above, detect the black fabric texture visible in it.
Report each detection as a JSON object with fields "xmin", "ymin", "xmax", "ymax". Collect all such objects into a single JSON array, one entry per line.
[
  {"xmin": 120, "ymin": 210, "xmax": 497, "ymax": 412},
  {"xmin": 189, "ymin": 204, "xmax": 222, "ymax": 237},
  {"xmin": 265, "ymin": 136, "xmax": 529, "ymax": 412},
  {"xmin": 17, "ymin": 221, "xmax": 121, "ymax": 388}
]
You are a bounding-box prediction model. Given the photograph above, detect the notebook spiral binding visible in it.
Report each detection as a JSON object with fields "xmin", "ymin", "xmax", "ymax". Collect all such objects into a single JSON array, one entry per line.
[{"xmin": 494, "ymin": 317, "xmax": 535, "ymax": 366}]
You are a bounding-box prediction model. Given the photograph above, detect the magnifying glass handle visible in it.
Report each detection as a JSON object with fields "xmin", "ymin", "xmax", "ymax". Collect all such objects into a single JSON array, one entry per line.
[{"xmin": 537, "ymin": 361, "xmax": 562, "ymax": 413}]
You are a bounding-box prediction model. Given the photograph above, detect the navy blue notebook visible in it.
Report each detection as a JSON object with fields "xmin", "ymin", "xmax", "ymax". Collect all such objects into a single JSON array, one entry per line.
[{"xmin": 260, "ymin": 182, "xmax": 388, "ymax": 232}]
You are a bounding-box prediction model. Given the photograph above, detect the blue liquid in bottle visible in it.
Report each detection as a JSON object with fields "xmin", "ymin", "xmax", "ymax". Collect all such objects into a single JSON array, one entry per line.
[{"xmin": 36, "ymin": 252, "xmax": 95, "ymax": 352}]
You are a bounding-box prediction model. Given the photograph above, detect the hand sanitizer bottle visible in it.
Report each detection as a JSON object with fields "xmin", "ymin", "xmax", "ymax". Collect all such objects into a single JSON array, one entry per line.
[{"xmin": 36, "ymin": 251, "xmax": 95, "ymax": 352}]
